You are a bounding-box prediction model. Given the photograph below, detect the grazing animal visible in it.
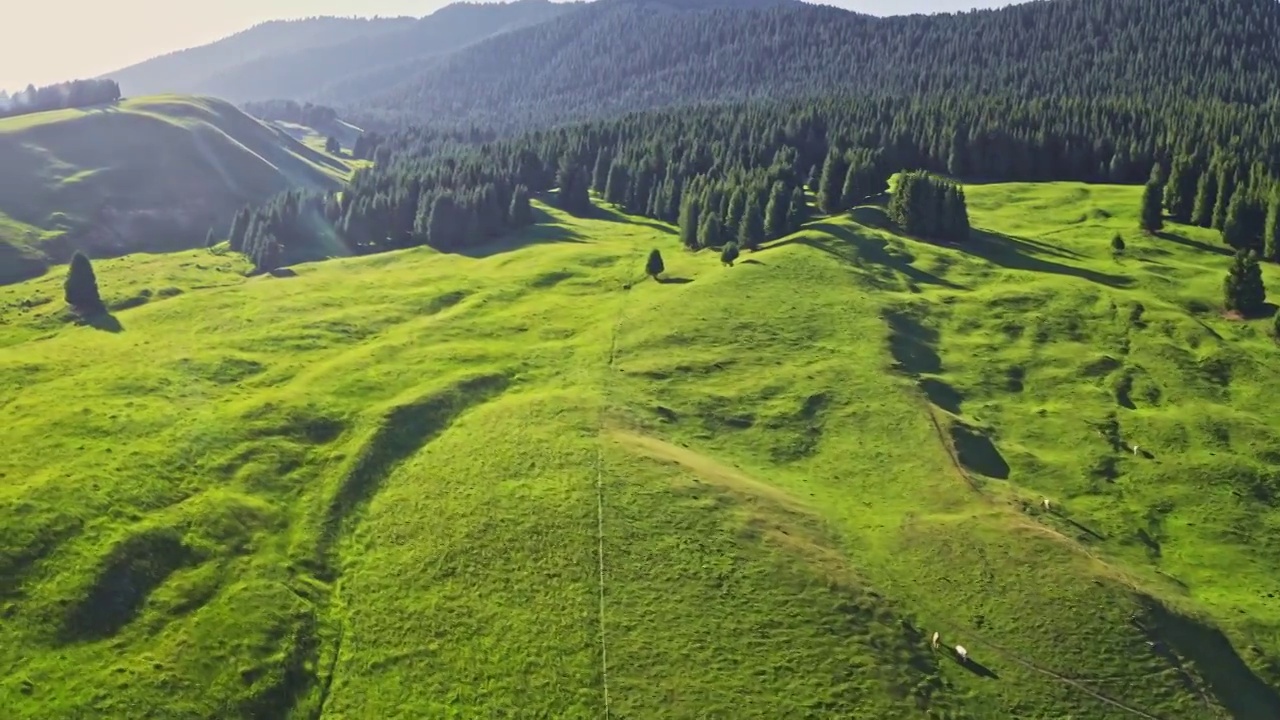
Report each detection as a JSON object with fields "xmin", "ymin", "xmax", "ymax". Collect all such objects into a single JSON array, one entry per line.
[
  {"xmin": 931, "ymin": 632, "xmax": 940, "ymax": 649},
  {"xmin": 1042, "ymin": 497, "xmax": 1051, "ymax": 512},
  {"xmin": 955, "ymin": 645, "xmax": 968, "ymax": 662}
]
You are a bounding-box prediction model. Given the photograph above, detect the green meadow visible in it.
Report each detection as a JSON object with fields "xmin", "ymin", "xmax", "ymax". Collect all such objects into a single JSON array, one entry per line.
[{"xmin": 3, "ymin": 184, "xmax": 1280, "ymax": 718}]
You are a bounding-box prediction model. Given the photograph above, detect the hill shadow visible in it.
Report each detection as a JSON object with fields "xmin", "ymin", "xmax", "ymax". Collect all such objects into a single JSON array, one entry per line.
[
  {"xmin": 1155, "ymin": 231, "xmax": 1231, "ymax": 257},
  {"xmin": 1147, "ymin": 600, "xmax": 1280, "ymax": 719},
  {"xmin": 740, "ymin": 258, "xmax": 766, "ymax": 266},
  {"xmin": 963, "ymin": 229, "xmax": 1134, "ymax": 288},
  {"xmin": 803, "ymin": 222, "xmax": 965, "ymax": 290},
  {"xmin": 453, "ymin": 212, "xmax": 587, "ymax": 259},
  {"xmin": 589, "ymin": 203, "xmax": 677, "ymax": 235},
  {"xmin": 885, "ymin": 310, "xmax": 941, "ymax": 375}
]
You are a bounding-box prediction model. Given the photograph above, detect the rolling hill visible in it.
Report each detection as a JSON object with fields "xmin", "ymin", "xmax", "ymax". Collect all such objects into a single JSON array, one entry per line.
[
  {"xmin": 2, "ymin": 186, "xmax": 1280, "ymax": 717},
  {"xmin": 0, "ymin": 95, "xmax": 351, "ymax": 284},
  {"xmin": 107, "ymin": 1, "xmax": 576, "ymax": 104}
]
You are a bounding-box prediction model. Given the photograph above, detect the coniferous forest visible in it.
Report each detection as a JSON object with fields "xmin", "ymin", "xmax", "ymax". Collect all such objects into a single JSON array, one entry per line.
[{"xmin": 232, "ymin": 89, "xmax": 1280, "ymax": 271}]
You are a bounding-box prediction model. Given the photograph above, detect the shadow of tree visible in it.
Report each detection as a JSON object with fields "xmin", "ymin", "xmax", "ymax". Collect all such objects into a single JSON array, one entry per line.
[
  {"xmin": 656, "ymin": 277, "xmax": 693, "ymax": 285},
  {"xmin": 452, "ymin": 211, "xmax": 587, "ymax": 259},
  {"xmin": 963, "ymin": 229, "xmax": 1134, "ymax": 288},
  {"xmin": 84, "ymin": 311, "xmax": 124, "ymax": 333},
  {"xmin": 802, "ymin": 222, "xmax": 965, "ymax": 290},
  {"xmin": 1155, "ymin": 230, "xmax": 1231, "ymax": 257},
  {"xmin": 588, "ymin": 203, "xmax": 677, "ymax": 235}
]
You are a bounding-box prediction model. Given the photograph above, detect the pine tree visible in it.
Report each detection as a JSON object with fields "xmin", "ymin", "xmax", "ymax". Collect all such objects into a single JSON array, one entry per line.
[
  {"xmin": 720, "ymin": 241, "xmax": 740, "ymax": 267},
  {"xmin": 510, "ymin": 185, "xmax": 533, "ymax": 227},
  {"xmin": 739, "ymin": 196, "xmax": 764, "ymax": 251},
  {"xmin": 840, "ymin": 163, "xmax": 861, "ymax": 210},
  {"xmin": 1223, "ymin": 249, "xmax": 1266, "ymax": 317},
  {"xmin": 428, "ymin": 193, "xmax": 460, "ymax": 249},
  {"xmin": 764, "ymin": 183, "xmax": 789, "ymax": 240},
  {"xmin": 64, "ymin": 251, "xmax": 102, "ymax": 311},
  {"xmin": 725, "ymin": 188, "xmax": 746, "ymax": 237},
  {"xmin": 1192, "ymin": 170, "xmax": 1217, "ymax": 228},
  {"xmin": 646, "ymin": 249, "xmax": 665, "ymax": 280},
  {"xmin": 817, "ymin": 151, "xmax": 848, "ymax": 214},
  {"xmin": 229, "ymin": 208, "xmax": 250, "ymax": 252},
  {"xmin": 206, "ymin": 228, "xmax": 218, "ymax": 248},
  {"xmin": 1264, "ymin": 192, "xmax": 1280, "ymax": 262},
  {"xmin": 1140, "ymin": 181, "xmax": 1163, "ymax": 233},
  {"xmin": 678, "ymin": 197, "xmax": 702, "ymax": 250}
]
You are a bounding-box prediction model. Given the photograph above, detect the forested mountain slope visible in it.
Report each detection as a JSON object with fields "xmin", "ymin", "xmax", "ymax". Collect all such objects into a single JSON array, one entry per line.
[
  {"xmin": 0, "ymin": 96, "xmax": 349, "ymax": 284},
  {"xmin": 351, "ymin": 0, "xmax": 1280, "ymax": 130},
  {"xmin": 108, "ymin": 2, "xmax": 575, "ymax": 103},
  {"xmin": 108, "ymin": 17, "xmax": 415, "ymax": 99}
]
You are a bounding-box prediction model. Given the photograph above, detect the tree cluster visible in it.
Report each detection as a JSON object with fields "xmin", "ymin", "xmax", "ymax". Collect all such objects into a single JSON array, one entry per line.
[
  {"xmin": 1224, "ymin": 250, "xmax": 1267, "ymax": 317},
  {"xmin": 888, "ymin": 172, "xmax": 970, "ymax": 242},
  {"xmin": 1146, "ymin": 157, "xmax": 1280, "ymax": 255},
  {"xmin": 0, "ymin": 79, "xmax": 121, "ymax": 120},
  {"xmin": 242, "ymin": 99, "xmax": 339, "ymax": 129}
]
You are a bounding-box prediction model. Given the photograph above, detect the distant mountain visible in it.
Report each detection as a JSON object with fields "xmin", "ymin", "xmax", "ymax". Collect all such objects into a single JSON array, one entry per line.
[
  {"xmin": 108, "ymin": 17, "xmax": 416, "ymax": 99},
  {"xmin": 107, "ymin": 2, "xmax": 575, "ymax": 103},
  {"xmin": 344, "ymin": 0, "xmax": 1280, "ymax": 130},
  {"xmin": 0, "ymin": 96, "xmax": 348, "ymax": 283}
]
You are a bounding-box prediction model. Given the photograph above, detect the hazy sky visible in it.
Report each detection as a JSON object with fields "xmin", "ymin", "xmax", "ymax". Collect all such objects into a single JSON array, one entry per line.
[{"xmin": 0, "ymin": 0, "xmax": 1016, "ymax": 93}]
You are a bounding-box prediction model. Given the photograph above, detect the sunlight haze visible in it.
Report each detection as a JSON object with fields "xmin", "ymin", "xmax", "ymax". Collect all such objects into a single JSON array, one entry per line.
[{"xmin": 0, "ymin": 0, "xmax": 1015, "ymax": 93}]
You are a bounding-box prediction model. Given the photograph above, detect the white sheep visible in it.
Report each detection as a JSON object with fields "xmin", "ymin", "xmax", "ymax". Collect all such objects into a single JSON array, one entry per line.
[
  {"xmin": 955, "ymin": 645, "xmax": 968, "ymax": 662},
  {"xmin": 931, "ymin": 631, "xmax": 940, "ymax": 649}
]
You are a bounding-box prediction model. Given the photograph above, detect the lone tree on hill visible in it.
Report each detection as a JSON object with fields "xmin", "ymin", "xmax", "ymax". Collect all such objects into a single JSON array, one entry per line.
[
  {"xmin": 1140, "ymin": 180, "xmax": 1164, "ymax": 233},
  {"xmin": 1111, "ymin": 233, "xmax": 1126, "ymax": 254},
  {"xmin": 646, "ymin": 249, "xmax": 665, "ymax": 280},
  {"xmin": 720, "ymin": 241, "xmax": 740, "ymax": 267},
  {"xmin": 64, "ymin": 251, "xmax": 103, "ymax": 312},
  {"xmin": 325, "ymin": 136, "xmax": 341, "ymax": 154},
  {"xmin": 1223, "ymin": 249, "xmax": 1266, "ymax": 317}
]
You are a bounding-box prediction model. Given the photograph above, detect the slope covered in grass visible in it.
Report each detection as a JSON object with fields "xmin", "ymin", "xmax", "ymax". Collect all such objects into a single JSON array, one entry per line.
[
  {"xmin": 0, "ymin": 95, "xmax": 351, "ymax": 284},
  {"xmin": 2, "ymin": 188, "xmax": 1279, "ymax": 718}
]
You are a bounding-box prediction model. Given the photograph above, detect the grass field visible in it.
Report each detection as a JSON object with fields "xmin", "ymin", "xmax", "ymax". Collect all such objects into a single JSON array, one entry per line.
[
  {"xmin": 2, "ymin": 184, "xmax": 1280, "ymax": 718},
  {"xmin": 0, "ymin": 95, "xmax": 352, "ymax": 284}
]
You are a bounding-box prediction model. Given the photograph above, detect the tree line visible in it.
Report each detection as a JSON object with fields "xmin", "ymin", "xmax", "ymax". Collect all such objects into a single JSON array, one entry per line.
[
  {"xmin": 0, "ymin": 78, "xmax": 121, "ymax": 120},
  {"xmin": 888, "ymin": 172, "xmax": 970, "ymax": 243},
  {"xmin": 226, "ymin": 86, "xmax": 1280, "ymax": 272},
  {"xmin": 242, "ymin": 99, "xmax": 340, "ymax": 129}
]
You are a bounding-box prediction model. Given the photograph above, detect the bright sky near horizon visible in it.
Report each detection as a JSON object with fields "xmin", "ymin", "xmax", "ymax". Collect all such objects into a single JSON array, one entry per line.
[{"xmin": 0, "ymin": 0, "xmax": 1016, "ymax": 93}]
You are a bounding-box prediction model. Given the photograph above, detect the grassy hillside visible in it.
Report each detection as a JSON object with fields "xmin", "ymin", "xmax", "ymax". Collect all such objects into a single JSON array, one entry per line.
[
  {"xmin": 2, "ymin": 185, "xmax": 1280, "ymax": 718},
  {"xmin": 0, "ymin": 95, "xmax": 351, "ymax": 285}
]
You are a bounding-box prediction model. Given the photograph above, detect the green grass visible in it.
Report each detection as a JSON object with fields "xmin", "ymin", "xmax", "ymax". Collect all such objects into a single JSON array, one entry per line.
[
  {"xmin": 0, "ymin": 95, "xmax": 353, "ymax": 284},
  {"xmin": 3, "ymin": 186, "xmax": 1280, "ymax": 718}
]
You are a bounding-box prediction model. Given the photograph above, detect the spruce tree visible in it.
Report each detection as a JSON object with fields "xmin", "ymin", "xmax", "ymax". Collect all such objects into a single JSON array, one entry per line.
[
  {"xmin": 1222, "ymin": 190, "xmax": 1250, "ymax": 250},
  {"xmin": 64, "ymin": 251, "xmax": 102, "ymax": 311},
  {"xmin": 428, "ymin": 193, "xmax": 459, "ymax": 249},
  {"xmin": 739, "ymin": 196, "xmax": 764, "ymax": 251},
  {"xmin": 1140, "ymin": 180, "xmax": 1163, "ymax": 233},
  {"xmin": 592, "ymin": 150, "xmax": 611, "ymax": 194},
  {"xmin": 1192, "ymin": 170, "xmax": 1217, "ymax": 228},
  {"xmin": 788, "ymin": 187, "xmax": 808, "ymax": 232},
  {"xmin": 206, "ymin": 228, "xmax": 218, "ymax": 248},
  {"xmin": 1223, "ymin": 250, "xmax": 1266, "ymax": 317},
  {"xmin": 605, "ymin": 162, "xmax": 628, "ymax": 205},
  {"xmin": 646, "ymin": 249, "xmax": 665, "ymax": 280},
  {"xmin": 720, "ymin": 241, "xmax": 740, "ymax": 267},
  {"xmin": 698, "ymin": 212, "xmax": 721, "ymax": 250},
  {"xmin": 510, "ymin": 185, "xmax": 533, "ymax": 227},
  {"xmin": 1163, "ymin": 157, "xmax": 1196, "ymax": 223},
  {"xmin": 679, "ymin": 197, "xmax": 702, "ymax": 250},
  {"xmin": 1213, "ymin": 169, "xmax": 1235, "ymax": 230},
  {"xmin": 1264, "ymin": 192, "xmax": 1280, "ymax": 262},
  {"xmin": 725, "ymin": 188, "xmax": 747, "ymax": 238},
  {"xmin": 817, "ymin": 151, "xmax": 848, "ymax": 214},
  {"xmin": 840, "ymin": 163, "xmax": 861, "ymax": 210},
  {"xmin": 765, "ymin": 183, "xmax": 789, "ymax": 240}
]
